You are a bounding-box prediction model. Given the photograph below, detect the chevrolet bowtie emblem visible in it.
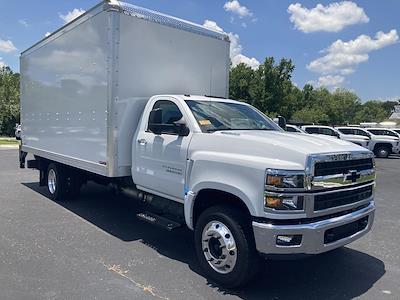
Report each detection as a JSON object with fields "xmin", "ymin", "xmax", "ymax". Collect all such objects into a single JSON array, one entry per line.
[{"xmin": 344, "ymin": 170, "xmax": 361, "ymax": 183}]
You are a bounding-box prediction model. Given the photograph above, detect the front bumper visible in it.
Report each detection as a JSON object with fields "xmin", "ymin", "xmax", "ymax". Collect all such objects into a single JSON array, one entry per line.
[{"xmin": 252, "ymin": 201, "xmax": 375, "ymax": 255}]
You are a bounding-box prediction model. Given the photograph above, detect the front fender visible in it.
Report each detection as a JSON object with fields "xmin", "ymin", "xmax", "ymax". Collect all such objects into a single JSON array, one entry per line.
[{"xmin": 184, "ymin": 156, "xmax": 267, "ymax": 229}]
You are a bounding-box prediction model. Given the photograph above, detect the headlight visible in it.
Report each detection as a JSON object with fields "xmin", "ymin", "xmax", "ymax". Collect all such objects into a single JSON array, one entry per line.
[
  {"xmin": 264, "ymin": 169, "xmax": 306, "ymax": 211},
  {"xmin": 265, "ymin": 169, "xmax": 305, "ymax": 190}
]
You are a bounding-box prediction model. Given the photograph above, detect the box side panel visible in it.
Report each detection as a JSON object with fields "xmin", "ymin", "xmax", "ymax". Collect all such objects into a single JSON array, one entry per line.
[
  {"xmin": 114, "ymin": 14, "xmax": 230, "ymax": 173},
  {"xmin": 20, "ymin": 12, "xmax": 109, "ymax": 175},
  {"xmin": 118, "ymin": 14, "xmax": 229, "ymax": 100}
]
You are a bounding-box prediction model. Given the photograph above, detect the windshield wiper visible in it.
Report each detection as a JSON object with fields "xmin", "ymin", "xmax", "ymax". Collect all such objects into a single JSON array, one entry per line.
[
  {"xmin": 206, "ymin": 127, "xmax": 274, "ymax": 132},
  {"xmin": 206, "ymin": 127, "xmax": 233, "ymax": 132}
]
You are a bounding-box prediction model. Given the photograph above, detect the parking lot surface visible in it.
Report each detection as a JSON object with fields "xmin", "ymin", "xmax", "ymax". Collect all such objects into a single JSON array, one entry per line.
[{"xmin": 0, "ymin": 149, "xmax": 399, "ymax": 300}]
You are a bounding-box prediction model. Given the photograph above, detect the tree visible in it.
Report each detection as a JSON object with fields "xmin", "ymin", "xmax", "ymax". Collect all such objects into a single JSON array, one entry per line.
[
  {"xmin": 353, "ymin": 101, "xmax": 388, "ymax": 123},
  {"xmin": 0, "ymin": 66, "xmax": 20, "ymax": 136}
]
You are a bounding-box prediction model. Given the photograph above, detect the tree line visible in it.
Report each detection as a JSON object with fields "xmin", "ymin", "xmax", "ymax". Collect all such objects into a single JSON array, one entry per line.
[
  {"xmin": 0, "ymin": 60, "xmax": 398, "ymax": 136},
  {"xmin": 0, "ymin": 67, "xmax": 20, "ymax": 136},
  {"xmin": 229, "ymin": 57, "xmax": 398, "ymax": 125}
]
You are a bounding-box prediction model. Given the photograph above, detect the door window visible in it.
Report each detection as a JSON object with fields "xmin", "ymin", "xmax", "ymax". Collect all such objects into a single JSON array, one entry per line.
[{"xmin": 148, "ymin": 100, "xmax": 183, "ymax": 135}]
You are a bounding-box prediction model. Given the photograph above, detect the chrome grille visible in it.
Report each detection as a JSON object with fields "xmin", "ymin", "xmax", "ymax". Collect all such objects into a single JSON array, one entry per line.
[
  {"xmin": 314, "ymin": 185, "xmax": 373, "ymax": 211},
  {"xmin": 314, "ymin": 158, "xmax": 373, "ymax": 177}
]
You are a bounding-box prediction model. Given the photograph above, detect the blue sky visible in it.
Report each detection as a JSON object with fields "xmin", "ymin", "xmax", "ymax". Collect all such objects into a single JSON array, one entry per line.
[{"xmin": 0, "ymin": 0, "xmax": 399, "ymax": 101}]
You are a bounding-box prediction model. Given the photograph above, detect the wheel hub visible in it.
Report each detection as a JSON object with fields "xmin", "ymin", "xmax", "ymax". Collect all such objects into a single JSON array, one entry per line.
[
  {"xmin": 201, "ymin": 221, "xmax": 237, "ymax": 274},
  {"xmin": 48, "ymin": 169, "xmax": 56, "ymax": 194}
]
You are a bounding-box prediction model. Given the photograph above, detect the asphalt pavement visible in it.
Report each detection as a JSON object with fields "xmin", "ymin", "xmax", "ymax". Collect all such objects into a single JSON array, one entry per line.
[{"xmin": 0, "ymin": 148, "xmax": 399, "ymax": 300}]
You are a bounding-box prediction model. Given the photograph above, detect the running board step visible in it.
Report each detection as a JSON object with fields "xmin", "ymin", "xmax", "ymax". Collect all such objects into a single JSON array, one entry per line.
[{"xmin": 136, "ymin": 212, "xmax": 181, "ymax": 231}]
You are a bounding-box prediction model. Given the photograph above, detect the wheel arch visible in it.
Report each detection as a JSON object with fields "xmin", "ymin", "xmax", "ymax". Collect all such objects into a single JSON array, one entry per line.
[{"xmin": 185, "ymin": 183, "xmax": 256, "ymax": 230}]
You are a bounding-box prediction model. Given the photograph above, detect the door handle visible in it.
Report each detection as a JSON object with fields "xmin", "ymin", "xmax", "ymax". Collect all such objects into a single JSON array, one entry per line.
[{"xmin": 137, "ymin": 139, "xmax": 147, "ymax": 145}]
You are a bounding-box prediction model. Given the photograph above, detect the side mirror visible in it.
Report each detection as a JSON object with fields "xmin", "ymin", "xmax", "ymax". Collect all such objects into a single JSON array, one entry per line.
[
  {"xmin": 148, "ymin": 108, "xmax": 163, "ymax": 135},
  {"xmin": 277, "ymin": 115, "xmax": 286, "ymax": 130},
  {"xmin": 174, "ymin": 118, "xmax": 190, "ymax": 136}
]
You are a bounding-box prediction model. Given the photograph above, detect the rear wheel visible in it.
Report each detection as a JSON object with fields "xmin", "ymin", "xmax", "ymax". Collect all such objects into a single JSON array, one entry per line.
[
  {"xmin": 194, "ymin": 206, "xmax": 260, "ymax": 288},
  {"xmin": 375, "ymin": 146, "xmax": 390, "ymax": 158},
  {"xmin": 46, "ymin": 163, "xmax": 68, "ymax": 201}
]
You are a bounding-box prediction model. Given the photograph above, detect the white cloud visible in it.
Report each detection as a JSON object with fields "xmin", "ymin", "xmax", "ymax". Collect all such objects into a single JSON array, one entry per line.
[
  {"xmin": 18, "ymin": 19, "xmax": 30, "ymax": 27},
  {"xmin": 307, "ymin": 29, "xmax": 399, "ymax": 75},
  {"xmin": 45, "ymin": 32, "xmax": 51, "ymax": 37},
  {"xmin": 228, "ymin": 33, "xmax": 260, "ymax": 69},
  {"xmin": 202, "ymin": 20, "xmax": 259, "ymax": 69},
  {"xmin": 316, "ymin": 75, "xmax": 345, "ymax": 87},
  {"xmin": 224, "ymin": 1, "xmax": 253, "ymax": 19},
  {"xmin": 0, "ymin": 39, "xmax": 17, "ymax": 53},
  {"xmin": 203, "ymin": 20, "xmax": 224, "ymax": 33},
  {"xmin": 288, "ymin": 1, "xmax": 369, "ymax": 33},
  {"xmin": 59, "ymin": 8, "xmax": 85, "ymax": 24}
]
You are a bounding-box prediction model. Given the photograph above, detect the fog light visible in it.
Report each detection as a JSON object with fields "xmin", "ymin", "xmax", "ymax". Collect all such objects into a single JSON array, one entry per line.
[
  {"xmin": 265, "ymin": 195, "xmax": 304, "ymax": 210},
  {"xmin": 276, "ymin": 235, "xmax": 302, "ymax": 246},
  {"xmin": 265, "ymin": 196, "xmax": 282, "ymax": 208}
]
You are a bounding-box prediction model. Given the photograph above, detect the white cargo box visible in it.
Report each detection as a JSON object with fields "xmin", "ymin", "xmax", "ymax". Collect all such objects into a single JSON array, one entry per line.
[{"xmin": 20, "ymin": 0, "xmax": 230, "ymax": 177}]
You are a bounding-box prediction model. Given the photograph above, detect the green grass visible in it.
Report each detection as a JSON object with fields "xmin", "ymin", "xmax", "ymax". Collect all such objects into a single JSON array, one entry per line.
[{"xmin": 0, "ymin": 137, "xmax": 19, "ymax": 145}]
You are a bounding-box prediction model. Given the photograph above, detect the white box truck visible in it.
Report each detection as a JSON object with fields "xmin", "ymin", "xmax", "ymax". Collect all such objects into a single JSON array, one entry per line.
[{"xmin": 19, "ymin": 0, "xmax": 376, "ymax": 288}]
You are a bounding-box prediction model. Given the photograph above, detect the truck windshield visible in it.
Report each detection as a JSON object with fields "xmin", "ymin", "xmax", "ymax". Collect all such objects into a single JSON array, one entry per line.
[{"xmin": 185, "ymin": 100, "xmax": 281, "ymax": 132}]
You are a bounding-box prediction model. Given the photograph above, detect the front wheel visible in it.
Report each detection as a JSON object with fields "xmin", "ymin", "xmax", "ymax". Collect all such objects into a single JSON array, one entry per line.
[
  {"xmin": 194, "ymin": 206, "xmax": 260, "ymax": 288},
  {"xmin": 375, "ymin": 146, "xmax": 390, "ymax": 158}
]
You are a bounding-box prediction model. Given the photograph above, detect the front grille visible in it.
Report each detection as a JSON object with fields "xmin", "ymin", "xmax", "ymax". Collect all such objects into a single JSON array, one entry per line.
[
  {"xmin": 314, "ymin": 158, "xmax": 373, "ymax": 177},
  {"xmin": 314, "ymin": 185, "xmax": 373, "ymax": 211},
  {"xmin": 324, "ymin": 216, "xmax": 369, "ymax": 244}
]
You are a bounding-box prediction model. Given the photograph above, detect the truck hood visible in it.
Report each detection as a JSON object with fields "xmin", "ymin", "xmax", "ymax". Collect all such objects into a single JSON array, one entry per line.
[
  {"xmin": 189, "ymin": 130, "xmax": 368, "ymax": 170},
  {"xmin": 371, "ymin": 135, "xmax": 399, "ymax": 142}
]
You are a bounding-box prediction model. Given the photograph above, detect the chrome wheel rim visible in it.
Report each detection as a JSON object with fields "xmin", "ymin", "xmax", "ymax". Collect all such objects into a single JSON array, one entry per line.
[
  {"xmin": 48, "ymin": 169, "xmax": 56, "ymax": 194},
  {"xmin": 379, "ymin": 149, "xmax": 388, "ymax": 157},
  {"xmin": 201, "ymin": 221, "xmax": 237, "ymax": 274}
]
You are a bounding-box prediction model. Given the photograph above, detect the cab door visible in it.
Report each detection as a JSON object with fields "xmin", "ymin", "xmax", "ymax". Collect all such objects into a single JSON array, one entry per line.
[{"xmin": 133, "ymin": 98, "xmax": 192, "ymax": 201}]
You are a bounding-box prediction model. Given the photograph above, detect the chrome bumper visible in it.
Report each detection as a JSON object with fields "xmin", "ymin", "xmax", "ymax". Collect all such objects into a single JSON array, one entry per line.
[{"xmin": 252, "ymin": 201, "xmax": 375, "ymax": 255}]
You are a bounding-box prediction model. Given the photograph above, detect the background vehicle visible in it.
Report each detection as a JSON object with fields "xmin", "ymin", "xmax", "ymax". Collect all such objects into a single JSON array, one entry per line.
[
  {"xmin": 302, "ymin": 125, "xmax": 370, "ymax": 149},
  {"xmin": 393, "ymin": 129, "xmax": 400, "ymax": 135},
  {"xmin": 337, "ymin": 127, "xmax": 399, "ymax": 158},
  {"xmin": 286, "ymin": 124, "xmax": 307, "ymax": 133},
  {"xmin": 14, "ymin": 124, "xmax": 21, "ymax": 140},
  {"xmin": 18, "ymin": 1, "xmax": 376, "ymax": 288}
]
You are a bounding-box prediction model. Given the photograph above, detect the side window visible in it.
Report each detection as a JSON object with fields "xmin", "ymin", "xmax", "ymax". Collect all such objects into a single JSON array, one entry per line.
[
  {"xmin": 319, "ymin": 128, "xmax": 335, "ymax": 136},
  {"xmin": 368, "ymin": 130, "xmax": 381, "ymax": 135},
  {"xmin": 338, "ymin": 128, "xmax": 352, "ymax": 134},
  {"xmin": 385, "ymin": 130, "xmax": 397, "ymax": 137},
  {"xmin": 148, "ymin": 100, "xmax": 183, "ymax": 135},
  {"xmin": 305, "ymin": 127, "xmax": 318, "ymax": 134},
  {"xmin": 286, "ymin": 126, "xmax": 297, "ymax": 132},
  {"xmin": 355, "ymin": 129, "xmax": 368, "ymax": 136}
]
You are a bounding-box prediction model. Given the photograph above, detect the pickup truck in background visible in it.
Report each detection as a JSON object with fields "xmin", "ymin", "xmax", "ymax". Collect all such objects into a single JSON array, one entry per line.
[
  {"xmin": 336, "ymin": 127, "xmax": 400, "ymax": 158},
  {"xmin": 18, "ymin": 1, "xmax": 376, "ymax": 288},
  {"xmin": 301, "ymin": 125, "xmax": 370, "ymax": 149}
]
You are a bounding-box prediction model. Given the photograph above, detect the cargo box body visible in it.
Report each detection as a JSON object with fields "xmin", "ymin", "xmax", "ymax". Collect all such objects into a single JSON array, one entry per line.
[{"xmin": 20, "ymin": 1, "xmax": 230, "ymax": 177}]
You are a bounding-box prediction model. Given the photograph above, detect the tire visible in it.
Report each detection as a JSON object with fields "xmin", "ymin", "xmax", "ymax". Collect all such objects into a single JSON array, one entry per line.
[
  {"xmin": 375, "ymin": 146, "xmax": 390, "ymax": 158},
  {"xmin": 46, "ymin": 163, "xmax": 68, "ymax": 201},
  {"xmin": 194, "ymin": 205, "xmax": 261, "ymax": 288}
]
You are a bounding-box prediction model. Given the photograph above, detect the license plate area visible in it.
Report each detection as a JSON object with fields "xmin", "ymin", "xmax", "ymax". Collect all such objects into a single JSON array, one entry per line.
[{"xmin": 324, "ymin": 216, "xmax": 369, "ymax": 244}]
